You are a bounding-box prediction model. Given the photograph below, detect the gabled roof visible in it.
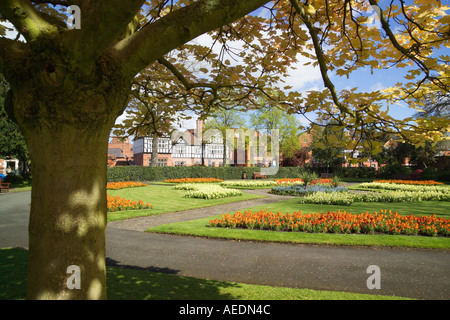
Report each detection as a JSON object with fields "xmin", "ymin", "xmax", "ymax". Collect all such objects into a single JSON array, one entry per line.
[{"xmin": 108, "ymin": 148, "xmax": 124, "ymax": 158}]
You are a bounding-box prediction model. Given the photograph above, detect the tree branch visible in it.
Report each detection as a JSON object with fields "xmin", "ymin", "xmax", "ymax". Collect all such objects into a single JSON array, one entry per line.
[
  {"xmin": 62, "ymin": 0, "xmax": 145, "ymax": 73},
  {"xmin": 157, "ymin": 57, "xmax": 218, "ymax": 92},
  {"xmin": 0, "ymin": 37, "xmax": 29, "ymax": 77},
  {"xmin": 30, "ymin": 0, "xmax": 73, "ymax": 6},
  {"xmin": 114, "ymin": 0, "xmax": 270, "ymax": 78},
  {"xmin": 0, "ymin": 0, "xmax": 59, "ymax": 42},
  {"xmin": 290, "ymin": 0, "xmax": 357, "ymax": 121}
]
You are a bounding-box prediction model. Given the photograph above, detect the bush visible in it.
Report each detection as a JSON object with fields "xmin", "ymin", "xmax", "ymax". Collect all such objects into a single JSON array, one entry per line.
[
  {"xmin": 436, "ymin": 169, "xmax": 450, "ymax": 182},
  {"xmin": 3, "ymin": 172, "xmax": 24, "ymax": 184},
  {"xmin": 299, "ymin": 171, "xmax": 319, "ymax": 186},
  {"xmin": 107, "ymin": 166, "xmax": 313, "ymax": 182},
  {"xmin": 375, "ymin": 163, "xmax": 411, "ymax": 179},
  {"xmin": 421, "ymin": 167, "xmax": 438, "ymax": 180},
  {"xmin": 335, "ymin": 167, "xmax": 376, "ymax": 179}
]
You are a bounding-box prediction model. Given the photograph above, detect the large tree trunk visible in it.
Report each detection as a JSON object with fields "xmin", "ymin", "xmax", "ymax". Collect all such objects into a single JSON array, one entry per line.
[
  {"xmin": 26, "ymin": 123, "xmax": 110, "ymax": 299},
  {"xmin": 7, "ymin": 57, "xmax": 130, "ymax": 299}
]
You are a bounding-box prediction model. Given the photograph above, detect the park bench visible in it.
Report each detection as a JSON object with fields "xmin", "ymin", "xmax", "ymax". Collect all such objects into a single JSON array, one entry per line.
[
  {"xmin": 321, "ymin": 173, "xmax": 334, "ymax": 179},
  {"xmin": 0, "ymin": 182, "xmax": 10, "ymax": 193},
  {"xmin": 253, "ymin": 172, "xmax": 267, "ymax": 179}
]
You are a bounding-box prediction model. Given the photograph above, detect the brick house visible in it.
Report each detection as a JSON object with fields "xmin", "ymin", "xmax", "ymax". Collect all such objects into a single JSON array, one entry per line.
[
  {"xmin": 133, "ymin": 120, "xmax": 273, "ymax": 167},
  {"xmin": 107, "ymin": 137, "xmax": 134, "ymax": 167}
]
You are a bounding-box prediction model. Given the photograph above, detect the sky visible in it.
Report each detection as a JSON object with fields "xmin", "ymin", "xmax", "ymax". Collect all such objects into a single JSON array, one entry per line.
[
  {"xmin": 0, "ymin": 2, "xmax": 441, "ymax": 134},
  {"xmin": 157, "ymin": 2, "xmax": 434, "ymax": 133},
  {"xmin": 163, "ymin": 7, "xmax": 416, "ymax": 133}
]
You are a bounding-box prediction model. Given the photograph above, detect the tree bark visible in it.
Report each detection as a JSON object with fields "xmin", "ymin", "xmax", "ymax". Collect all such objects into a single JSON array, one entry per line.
[
  {"xmin": 7, "ymin": 55, "xmax": 131, "ymax": 299},
  {"xmin": 223, "ymin": 138, "xmax": 227, "ymax": 167},
  {"xmin": 151, "ymin": 135, "xmax": 159, "ymax": 167},
  {"xmin": 26, "ymin": 123, "xmax": 110, "ymax": 299}
]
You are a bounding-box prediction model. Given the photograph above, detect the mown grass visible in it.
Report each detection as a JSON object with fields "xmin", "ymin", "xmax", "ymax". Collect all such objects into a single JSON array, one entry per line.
[
  {"xmin": 148, "ymin": 198, "xmax": 450, "ymax": 249},
  {"xmin": 106, "ymin": 184, "xmax": 265, "ymax": 222},
  {"xmin": 0, "ymin": 248, "xmax": 411, "ymax": 300}
]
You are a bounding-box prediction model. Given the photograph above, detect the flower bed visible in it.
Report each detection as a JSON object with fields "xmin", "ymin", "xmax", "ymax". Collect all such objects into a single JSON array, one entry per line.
[
  {"xmin": 173, "ymin": 183, "xmax": 242, "ymax": 199},
  {"xmin": 275, "ymin": 178, "xmax": 304, "ymax": 185},
  {"xmin": 359, "ymin": 182, "xmax": 449, "ymax": 192},
  {"xmin": 164, "ymin": 178, "xmax": 224, "ymax": 183},
  {"xmin": 209, "ymin": 209, "xmax": 450, "ymax": 237},
  {"xmin": 107, "ymin": 195, "xmax": 152, "ymax": 212},
  {"xmin": 298, "ymin": 191, "xmax": 354, "ymax": 205},
  {"xmin": 298, "ymin": 189, "xmax": 450, "ymax": 205},
  {"xmin": 107, "ymin": 181, "xmax": 147, "ymax": 190},
  {"xmin": 270, "ymin": 184, "xmax": 348, "ymax": 196},
  {"xmin": 220, "ymin": 180, "xmax": 278, "ymax": 187},
  {"xmin": 373, "ymin": 179, "xmax": 445, "ymax": 186}
]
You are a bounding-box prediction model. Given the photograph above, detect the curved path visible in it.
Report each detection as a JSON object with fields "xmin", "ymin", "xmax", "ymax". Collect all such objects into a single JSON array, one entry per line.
[
  {"xmin": 107, "ymin": 188, "xmax": 293, "ymax": 232},
  {"xmin": 1, "ymin": 190, "xmax": 449, "ymax": 300}
]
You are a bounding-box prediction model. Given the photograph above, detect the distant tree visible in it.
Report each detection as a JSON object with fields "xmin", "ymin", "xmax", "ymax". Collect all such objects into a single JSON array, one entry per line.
[
  {"xmin": 0, "ymin": 77, "xmax": 28, "ymax": 173},
  {"xmin": 204, "ymin": 107, "xmax": 247, "ymax": 166},
  {"xmin": 250, "ymin": 104, "xmax": 301, "ymax": 159},
  {"xmin": 414, "ymin": 92, "xmax": 450, "ymax": 118},
  {"xmin": 310, "ymin": 124, "xmax": 347, "ymax": 172},
  {"xmin": 377, "ymin": 137, "xmax": 438, "ymax": 169},
  {"xmin": 282, "ymin": 149, "xmax": 310, "ymax": 167}
]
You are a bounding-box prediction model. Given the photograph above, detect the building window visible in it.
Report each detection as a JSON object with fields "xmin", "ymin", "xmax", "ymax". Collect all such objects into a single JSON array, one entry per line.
[
  {"xmin": 158, "ymin": 139, "xmax": 170, "ymax": 153},
  {"xmin": 158, "ymin": 159, "xmax": 167, "ymax": 167}
]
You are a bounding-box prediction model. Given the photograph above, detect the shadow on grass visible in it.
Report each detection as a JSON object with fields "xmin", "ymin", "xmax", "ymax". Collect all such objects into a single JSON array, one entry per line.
[
  {"xmin": 0, "ymin": 248, "xmax": 240, "ymax": 300},
  {"xmin": 0, "ymin": 247, "xmax": 28, "ymax": 300}
]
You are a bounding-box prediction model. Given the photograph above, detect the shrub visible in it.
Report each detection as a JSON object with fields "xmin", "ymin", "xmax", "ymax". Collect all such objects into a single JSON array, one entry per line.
[
  {"xmin": 2, "ymin": 172, "xmax": 24, "ymax": 184},
  {"xmin": 299, "ymin": 171, "xmax": 318, "ymax": 187},
  {"xmin": 375, "ymin": 163, "xmax": 411, "ymax": 179},
  {"xmin": 107, "ymin": 166, "xmax": 313, "ymax": 182}
]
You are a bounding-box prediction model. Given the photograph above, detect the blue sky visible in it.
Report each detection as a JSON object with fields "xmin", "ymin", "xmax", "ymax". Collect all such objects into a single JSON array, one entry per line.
[
  {"xmin": 168, "ymin": 1, "xmax": 439, "ymax": 131},
  {"xmin": 0, "ymin": 2, "xmax": 436, "ymax": 132}
]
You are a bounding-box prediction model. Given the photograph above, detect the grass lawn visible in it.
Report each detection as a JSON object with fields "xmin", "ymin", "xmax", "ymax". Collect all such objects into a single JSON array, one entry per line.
[
  {"xmin": 148, "ymin": 198, "xmax": 450, "ymax": 249},
  {"xmin": 5, "ymin": 181, "xmax": 32, "ymax": 193},
  {"xmin": 0, "ymin": 247, "xmax": 412, "ymax": 300},
  {"xmin": 106, "ymin": 184, "xmax": 265, "ymax": 222}
]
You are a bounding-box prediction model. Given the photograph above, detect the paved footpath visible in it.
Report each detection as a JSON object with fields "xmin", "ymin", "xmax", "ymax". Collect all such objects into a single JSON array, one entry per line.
[
  {"xmin": 1, "ymin": 190, "xmax": 449, "ymax": 300},
  {"xmin": 107, "ymin": 189, "xmax": 293, "ymax": 232}
]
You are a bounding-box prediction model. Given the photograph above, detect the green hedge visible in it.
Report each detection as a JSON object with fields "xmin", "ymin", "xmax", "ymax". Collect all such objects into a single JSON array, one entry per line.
[{"xmin": 107, "ymin": 166, "xmax": 314, "ymax": 182}]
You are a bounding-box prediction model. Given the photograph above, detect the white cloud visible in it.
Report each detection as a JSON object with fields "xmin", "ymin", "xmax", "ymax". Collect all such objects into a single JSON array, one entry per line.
[
  {"xmin": 173, "ymin": 112, "xmax": 199, "ymax": 131},
  {"xmin": 190, "ymin": 32, "xmax": 322, "ymax": 94},
  {"xmin": 281, "ymin": 59, "xmax": 323, "ymax": 92}
]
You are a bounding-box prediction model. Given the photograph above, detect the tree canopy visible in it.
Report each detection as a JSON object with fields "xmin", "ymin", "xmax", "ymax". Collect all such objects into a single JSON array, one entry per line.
[{"xmin": 1, "ymin": 0, "xmax": 448, "ymax": 145}]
